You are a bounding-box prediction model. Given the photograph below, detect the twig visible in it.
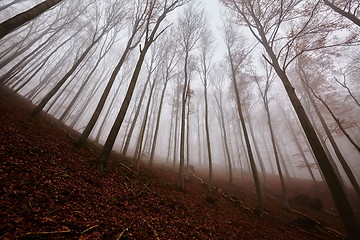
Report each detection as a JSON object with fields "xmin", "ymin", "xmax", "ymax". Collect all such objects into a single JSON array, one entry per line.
[
  {"xmin": 80, "ymin": 224, "xmax": 99, "ymax": 235},
  {"xmin": 117, "ymin": 221, "xmax": 134, "ymax": 240},
  {"xmin": 21, "ymin": 229, "xmax": 71, "ymax": 237},
  {"xmin": 119, "ymin": 162, "xmax": 133, "ymax": 173},
  {"xmin": 144, "ymin": 219, "xmax": 160, "ymax": 240}
]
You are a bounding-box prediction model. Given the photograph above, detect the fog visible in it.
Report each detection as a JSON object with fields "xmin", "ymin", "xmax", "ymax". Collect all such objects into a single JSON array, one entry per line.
[{"xmin": 1, "ymin": 0, "xmax": 360, "ymax": 236}]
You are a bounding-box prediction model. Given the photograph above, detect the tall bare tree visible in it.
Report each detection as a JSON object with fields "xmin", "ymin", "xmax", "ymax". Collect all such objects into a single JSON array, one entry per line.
[
  {"xmin": 199, "ymin": 28, "xmax": 215, "ymax": 191},
  {"xmin": 221, "ymin": 0, "xmax": 360, "ymax": 236},
  {"xmin": 149, "ymin": 32, "xmax": 179, "ymax": 169},
  {"xmin": 222, "ymin": 20, "xmax": 263, "ymax": 211},
  {"xmin": 176, "ymin": 2, "xmax": 205, "ymax": 189},
  {"xmin": 297, "ymin": 56, "xmax": 360, "ymax": 198},
  {"xmin": 254, "ymin": 64, "xmax": 289, "ymax": 209},
  {"xmin": 212, "ymin": 71, "xmax": 233, "ymax": 184}
]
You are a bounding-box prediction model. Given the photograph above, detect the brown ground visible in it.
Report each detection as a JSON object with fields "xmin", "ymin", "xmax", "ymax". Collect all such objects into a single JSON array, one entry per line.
[{"xmin": 0, "ymin": 86, "xmax": 359, "ymax": 239}]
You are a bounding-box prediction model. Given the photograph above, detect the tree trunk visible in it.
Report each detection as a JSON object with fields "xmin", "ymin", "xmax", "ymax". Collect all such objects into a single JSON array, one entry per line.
[
  {"xmin": 204, "ymin": 83, "xmax": 213, "ymax": 191},
  {"xmin": 179, "ymin": 52, "xmax": 189, "ymax": 189},
  {"xmin": 58, "ymin": 36, "xmax": 114, "ymax": 123},
  {"xmin": 0, "ymin": 0, "xmax": 63, "ymax": 40},
  {"xmin": 97, "ymin": 43, "xmax": 150, "ymax": 170},
  {"xmin": 172, "ymin": 91, "xmax": 180, "ymax": 170},
  {"xmin": 229, "ymin": 55, "xmax": 263, "ymax": 211},
  {"xmin": 247, "ymin": 115, "xmax": 268, "ymax": 187},
  {"xmin": 149, "ymin": 77, "xmax": 170, "ymax": 169},
  {"xmin": 322, "ymin": 0, "xmax": 360, "ymax": 27},
  {"xmin": 134, "ymin": 80, "xmax": 156, "ymax": 165},
  {"xmin": 214, "ymin": 95, "xmax": 233, "ymax": 184},
  {"xmin": 121, "ymin": 73, "xmax": 151, "ymax": 156},
  {"xmin": 262, "ymin": 98, "xmax": 289, "ymax": 209}
]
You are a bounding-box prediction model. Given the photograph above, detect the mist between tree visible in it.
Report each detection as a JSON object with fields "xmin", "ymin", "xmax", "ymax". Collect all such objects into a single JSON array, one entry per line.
[{"xmin": 0, "ymin": 0, "xmax": 360, "ymax": 239}]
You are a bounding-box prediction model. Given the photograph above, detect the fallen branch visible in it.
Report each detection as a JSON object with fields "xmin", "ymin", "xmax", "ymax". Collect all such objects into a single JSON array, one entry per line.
[
  {"xmin": 80, "ymin": 224, "xmax": 99, "ymax": 235},
  {"xmin": 290, "ymin": 208, "xmax": 344, "ymax": 239}
]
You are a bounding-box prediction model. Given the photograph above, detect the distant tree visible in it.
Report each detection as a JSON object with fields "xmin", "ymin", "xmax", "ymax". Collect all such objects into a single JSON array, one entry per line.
[
  {"xmin": 212, "ymin": 70, "xmax": 233, "ymax": 184},
  {"xmin": 199, "ymin": 28, "xmax": 215, "ymax": 191},
  {"xmin": 133, "ymin": 47, "xmax": 161, "ymax": 165},
  {"xmin": 0, "ymin": 0, "xmax": 64, "ymax": 40},
  {"xmin": 176, "ymin": 2, "xmax": 205, "ymax": 189},
  {"xmin": 96, "ymin": 0, "xmax": 190, "ymax": 171},
  {"xmin": 149, "ymin": 33, "xmax": 179, "ymax": 169},
  {"xmin": 222, "ymin": 20, "xmax": 263, "ymax": 211},
  {"xmin": 253, "ymin": 63, "xmax": 289, "ymax": 209}
]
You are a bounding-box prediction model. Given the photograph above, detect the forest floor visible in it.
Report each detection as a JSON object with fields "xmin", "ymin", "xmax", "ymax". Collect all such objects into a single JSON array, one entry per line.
[{"xmin": 1, "ymin": 86, "xmax": 359, "ymax": 240}]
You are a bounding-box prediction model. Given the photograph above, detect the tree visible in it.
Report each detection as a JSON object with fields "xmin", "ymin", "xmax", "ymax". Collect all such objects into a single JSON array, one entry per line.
[
  {"xmin": 212, "ymin": 70, "xmax": 233, "ymax": 184},
  {"xmin": 199, "ymin": 28, "xmax": 215, "ymax": 191},
  {"xmin": 254, "ymin": 64, "xmax": 289, "ymax": 209},
  {"xmin": 133, "ymin": 49, "xmax": 161, "ymax": 165},
  {"xmin": 0, "ymin": 0, "xmax": 64, "ymax": 40},
  {"xmin": 221, "ymin": 0, "xmax": 360, "ymax": 237},
  {"xmin": 222, "ymin": 19, "xmax": 263, "ymax": 211},
  {"xmin": 149, "ymin": 32, "xmax": 179, "ymax": 169},
  {"xmin": 176, "ymin": 2, "xmax": 205, "ymax": 189},
  {"xmin": 96, "ymin": 0, "xmax": 190, "ymax": 171}
]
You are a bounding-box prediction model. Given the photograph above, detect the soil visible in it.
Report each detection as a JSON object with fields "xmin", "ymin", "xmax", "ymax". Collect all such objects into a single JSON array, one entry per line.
[{"xmin": 0, "ymin": 86, "xmax": 359, "ymax": 239}]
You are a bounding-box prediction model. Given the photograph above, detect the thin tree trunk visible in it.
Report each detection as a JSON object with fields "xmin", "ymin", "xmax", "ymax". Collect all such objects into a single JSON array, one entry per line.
[
  {"xmin": 134, "ymin": 80, "xmax": 156, "ymax": 165},
  {"xmin": 172, "ymin": 92, "xmax": 180, "ymax": 170},
  {"xmin": 229, "ymin": 57, "xmax": 263, "ymax": 211},
  {"xmin": 247, "ymin": 115, "xmax": 268, "ymax": 187},
  {"xmin": 214, "ymin": 95, "xmax": 233, "ymax": 184},
  {"xmin": 179, "ymin": 51, "xmax": 189, "ymax": 189},
  {"xmin": 204, "ymin": 82, "xmax": 213, "ymax": 190},
  {"xmin": 149, "ymin": 76, "xmax": 170, "ymax": 169},
  {"xmin": 121, "ymin": 75, "xmax": 151, "ymax": 156}
]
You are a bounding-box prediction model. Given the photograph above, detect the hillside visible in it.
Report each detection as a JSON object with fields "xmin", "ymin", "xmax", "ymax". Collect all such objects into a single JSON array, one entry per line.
[{"xmin": 0, "ymin": 86, "xmax": 354, "ymax": 239}]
